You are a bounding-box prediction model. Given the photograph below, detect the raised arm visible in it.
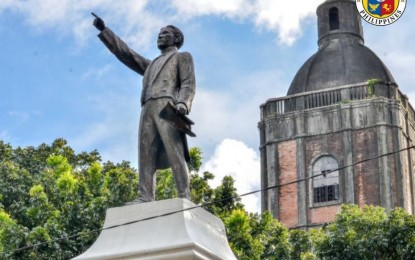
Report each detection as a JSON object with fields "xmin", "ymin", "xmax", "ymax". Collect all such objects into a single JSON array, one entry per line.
[{"xmin": 93, "ymin": 15, "xmax": 150, "ymax": 76}]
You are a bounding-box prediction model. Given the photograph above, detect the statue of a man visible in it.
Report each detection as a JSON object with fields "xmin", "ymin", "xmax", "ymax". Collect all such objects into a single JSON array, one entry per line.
[{"xmin": 93, "ymin": 16, "xmax": 196, "ymax": 203}]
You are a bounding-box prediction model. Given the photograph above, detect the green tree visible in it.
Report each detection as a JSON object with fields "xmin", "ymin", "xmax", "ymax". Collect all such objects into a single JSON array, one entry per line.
[
  {"xmin": 156, "ymin": 168, "xmax": 178, "ymax": 200},
  {"xmin": 381, "ymin": 207, "xmax": 415, "ymax": 258},
  {"xmin": 6, "ymin": 139, "xmax": 414, "ymax": 260},
  {"xmin": 256, "ymin": 212, "xmax": 291, "ymax": 259},
  {"xmin": 0, "ymin": 139, "xmax": 137, "ymax": 259},
  {"xmin": 289, "ymin": 228, "xmax": 321, "ymax": 260},
  {"xmin": 225, "ymin": 209, "xmax": 264, "ymax": 259},
  {"xmin": 188, "ymin": 147, "xmax": 203, "ymax": 173},
  {"xmin": 225, "ymin": 210, "xmax": 291, "ymax": 260},
  {"xmin": 0, "ymin": 140, "xmax": 314, "ymax": 259},
  {"xmin": 0, "ymin": 209, "xmax": 28, "ymax": 259},
  {"xmin": 209, "ymin": 176, "xmax": 244, "ymax": 218},
  {"xmin": 190, "ymin": 170, "xmax": 214, "ymax": 205},
  {"xmin": 316, "ymin": 204, "xmax": 415, "ymax": 260}
]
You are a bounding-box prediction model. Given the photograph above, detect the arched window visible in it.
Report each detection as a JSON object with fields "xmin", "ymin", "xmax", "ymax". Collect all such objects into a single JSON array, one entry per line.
[
  {"xmin": 312, "ymin": 156, "xmax": 340, "ymax": 203},
  {"xmin": 329, "ymin": 7, "xmax": 339, "ymax": 30}
]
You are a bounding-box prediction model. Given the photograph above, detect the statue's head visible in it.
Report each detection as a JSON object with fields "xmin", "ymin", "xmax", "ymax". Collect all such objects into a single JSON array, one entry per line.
[{"xmin": 157, "ymin": 25, "xmax": 184, "ymax": 50}]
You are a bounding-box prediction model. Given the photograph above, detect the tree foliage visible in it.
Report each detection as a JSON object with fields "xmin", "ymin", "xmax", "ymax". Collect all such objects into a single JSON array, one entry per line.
[
  {"xmin": 0, "ymin": 139, "xmax": 138, "ymax": 259},
  {"xmin": 316, "ymin": 204, "xmax": 415, "ymax": 260},
  {"xmin": 1, "ymin": 139, "xmax": 415, "ymax": 259}
]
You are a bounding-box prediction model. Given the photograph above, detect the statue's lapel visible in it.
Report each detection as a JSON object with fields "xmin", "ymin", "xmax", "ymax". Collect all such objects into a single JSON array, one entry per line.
[{"xmin": 149, "ymin": 51, "xmax": 177, "ymax": 87}]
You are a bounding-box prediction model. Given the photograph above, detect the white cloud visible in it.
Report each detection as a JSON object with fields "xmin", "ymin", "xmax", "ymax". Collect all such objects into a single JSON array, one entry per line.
[
  {"xmin": 190, "ymin": 89, "xmax": 232, "ymax": 146},
  {"xmin": 252, "ymin": 0, "xmax": 323, "ymax": 45},
  {"xmin": 0, "ymin": 0, "xmax": 326, "ymax": 47},
  {"xmin": 171, "ymin": 0, "xmax": 325, "ymax": 45},
  {"xmin": 171, "ymin": 0, "xmax": 252, "ymax": 19},
  {"xmin": 0, "ymin": 0, "xmax": 160, "ymax": 48},
  {"xmin": 21, "ymin": 0, "xmax": 71, "ymax": 25},
  {"xmin": 0, "ymin": 0, "xmax": 14, "ymax": 11},
  {"xmin": 202, "ymin": 139, "xmax": 261, "ymax": 213}
]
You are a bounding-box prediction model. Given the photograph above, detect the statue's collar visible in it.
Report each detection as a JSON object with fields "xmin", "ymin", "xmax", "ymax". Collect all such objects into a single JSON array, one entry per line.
[{"xmin": 160, "ymin": 46, "xmax": 178, "ymax": 55}]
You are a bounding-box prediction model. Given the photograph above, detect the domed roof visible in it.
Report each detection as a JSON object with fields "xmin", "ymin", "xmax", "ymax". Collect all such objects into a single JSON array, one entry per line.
[
  {"xmin": 287, "ymin": 38, "xmax": 395, "ymax": 95},
  {"xmin": 287, "ymin": 0, "xmax": 395, "ymax": 96}
]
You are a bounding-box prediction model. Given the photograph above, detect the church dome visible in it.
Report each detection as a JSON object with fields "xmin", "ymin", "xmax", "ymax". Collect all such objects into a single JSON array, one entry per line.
[{"xmin": 287, "ymin": 0, "xmax": 395, "ymax": 96}]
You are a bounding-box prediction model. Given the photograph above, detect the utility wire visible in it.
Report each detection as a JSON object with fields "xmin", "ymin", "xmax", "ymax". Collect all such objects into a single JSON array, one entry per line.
[{"xmin": 1, "ymin": 145, "xmax": 415, "ymax": 256}]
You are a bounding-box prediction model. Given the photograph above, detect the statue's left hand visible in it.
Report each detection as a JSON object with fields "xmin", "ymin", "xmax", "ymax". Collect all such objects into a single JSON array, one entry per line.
[{"xmin": 176, "ymin": 103, "xmax": 188, "ymax": 115}]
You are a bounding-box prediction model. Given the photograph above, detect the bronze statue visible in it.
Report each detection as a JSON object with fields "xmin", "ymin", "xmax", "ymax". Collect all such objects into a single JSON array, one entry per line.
[{"xmin": 93, "ymin": 14, "xmax": 196, "ymax": 203}]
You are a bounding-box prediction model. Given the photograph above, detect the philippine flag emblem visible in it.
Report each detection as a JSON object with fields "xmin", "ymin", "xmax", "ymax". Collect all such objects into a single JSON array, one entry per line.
[{"xmin": 356, "ymin": 0, "xmax": 406, "ymax": 26}]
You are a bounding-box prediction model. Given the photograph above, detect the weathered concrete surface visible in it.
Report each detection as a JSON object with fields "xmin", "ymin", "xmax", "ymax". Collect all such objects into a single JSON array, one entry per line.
[{"xmin": 73, "ymin": 199, "xmax": 236, "ymax": 260}]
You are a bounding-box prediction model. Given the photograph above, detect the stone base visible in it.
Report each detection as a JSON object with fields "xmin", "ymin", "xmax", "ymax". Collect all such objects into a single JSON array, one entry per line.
[{"xmin": 73, "ymin": 198, "xmax": 236, "ymax": 260}]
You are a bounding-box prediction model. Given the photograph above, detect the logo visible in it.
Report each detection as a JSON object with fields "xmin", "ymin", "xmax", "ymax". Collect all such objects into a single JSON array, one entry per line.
[{"xmin": 356, "ymin": 0, "xmax": 406, "ymax": 26}]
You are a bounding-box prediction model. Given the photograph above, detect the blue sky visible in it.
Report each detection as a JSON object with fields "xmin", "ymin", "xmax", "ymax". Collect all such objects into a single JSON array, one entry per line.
[{"xmin": 1, "ymin": 0, "xmax": 414, "ymax": 212}]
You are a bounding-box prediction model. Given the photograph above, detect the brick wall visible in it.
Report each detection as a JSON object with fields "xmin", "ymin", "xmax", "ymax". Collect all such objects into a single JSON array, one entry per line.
[
  {"xmin": 277, "ymin": 140, "xmax": 298, "ymax": 228},
  {"xmin": 353, "ymin": 129, "xmax": 380, "ymax": 207},
  {"xmin": 305, "ymin": 133, "xmax": 343, "ymax": 169},
  {"xmin": 309, "ymin": 204, "xmax": 341, "ymax": 224}
]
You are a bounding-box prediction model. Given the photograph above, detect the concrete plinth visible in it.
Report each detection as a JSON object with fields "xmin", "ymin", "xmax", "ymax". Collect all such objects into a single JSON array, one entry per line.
[{"xmin": 73, "ymin": 198, "xmax": 236, "ymax": 260}]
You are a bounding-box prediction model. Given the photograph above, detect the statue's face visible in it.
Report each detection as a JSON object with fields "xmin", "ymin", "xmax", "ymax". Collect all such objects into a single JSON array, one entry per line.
[{"xmin": 157, "ymin": 27, "xmax": 176, "ymax": 50}]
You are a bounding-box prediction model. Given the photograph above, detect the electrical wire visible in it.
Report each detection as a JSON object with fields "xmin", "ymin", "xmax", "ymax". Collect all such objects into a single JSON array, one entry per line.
[{"xmin": 1, "ymin": 145, "xmax": 414, "ymax": 256}]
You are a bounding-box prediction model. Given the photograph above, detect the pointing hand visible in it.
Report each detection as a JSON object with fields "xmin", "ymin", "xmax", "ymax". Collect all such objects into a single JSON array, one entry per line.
[{"xmin": 92, "ymin": 12, "xmax": 105, "ymax": 31}]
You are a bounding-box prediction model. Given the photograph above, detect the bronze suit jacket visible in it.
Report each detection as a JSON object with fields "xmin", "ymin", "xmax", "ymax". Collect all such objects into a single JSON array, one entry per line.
[
  {"xmin": 98, "ymin": 28, "xmax": 196, "ymax": 168},
  {"xmin": 98, "ymin": 28, "xmax": 196, "ymax": 112}
]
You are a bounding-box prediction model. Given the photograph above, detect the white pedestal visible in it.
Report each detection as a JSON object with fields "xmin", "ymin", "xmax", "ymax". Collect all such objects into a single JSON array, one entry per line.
[{"xmin": 73, "ymin": 198, "xmax": 237, "ymax": 260}]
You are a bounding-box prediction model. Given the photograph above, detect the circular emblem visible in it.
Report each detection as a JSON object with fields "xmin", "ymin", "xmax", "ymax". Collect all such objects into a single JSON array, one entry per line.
[{"xmin": 355, "ymin": 0, "xmax": 406, "ymax": 26}]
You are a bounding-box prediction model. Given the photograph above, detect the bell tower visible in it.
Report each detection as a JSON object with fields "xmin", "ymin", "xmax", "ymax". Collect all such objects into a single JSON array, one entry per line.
[
  {"xmin": 317, "ymin": 0, "xmax": 363, "ymax": 46},
  {"xmin": 259, "ymin": 0, "xmax": 415, "ymax": 229}
]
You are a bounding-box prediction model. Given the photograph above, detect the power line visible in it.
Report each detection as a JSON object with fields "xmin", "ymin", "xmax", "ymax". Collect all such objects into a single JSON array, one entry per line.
[
  {"xmin": 1, "ymin": 145, "xmax": 414, "ymax": 256},
  {"xmin": 259, "ymin": 145, "xmax": 415, "ymax": 194}
]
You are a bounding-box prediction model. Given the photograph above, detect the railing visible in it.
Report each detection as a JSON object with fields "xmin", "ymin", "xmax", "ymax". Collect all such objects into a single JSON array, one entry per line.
[{"xmin": 261, "ymin": 81, "xmax": 414, "ymax": 121}]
